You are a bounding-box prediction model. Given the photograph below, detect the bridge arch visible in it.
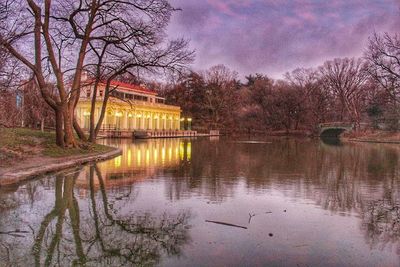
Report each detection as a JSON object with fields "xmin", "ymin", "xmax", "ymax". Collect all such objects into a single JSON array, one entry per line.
[{"xmin": 318, "ymin": 123, "xmax": 354, "ymax": 137}]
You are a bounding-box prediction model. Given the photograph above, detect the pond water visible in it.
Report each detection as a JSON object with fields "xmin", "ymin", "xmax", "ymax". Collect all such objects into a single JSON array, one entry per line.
[{"xmin": 1, "ymin": 137, "xmax": 400, "ymax": 266}]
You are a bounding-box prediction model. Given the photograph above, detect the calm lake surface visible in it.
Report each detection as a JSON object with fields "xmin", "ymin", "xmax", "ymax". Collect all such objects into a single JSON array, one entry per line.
[{"xmin": 1, "ymin": 137, "xmax": 400, "ymax": 266}]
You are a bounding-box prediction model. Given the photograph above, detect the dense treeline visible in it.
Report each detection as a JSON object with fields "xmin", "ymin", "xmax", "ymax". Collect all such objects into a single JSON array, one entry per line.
[{"xmin": 160, "ymin": 33, "xmax": 400, "ymax": 134}]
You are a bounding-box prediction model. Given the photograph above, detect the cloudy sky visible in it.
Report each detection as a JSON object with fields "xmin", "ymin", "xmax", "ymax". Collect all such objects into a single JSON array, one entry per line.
[{"xmin": 167, "ymin": 0, "xmax": 400, "ymax": 79}]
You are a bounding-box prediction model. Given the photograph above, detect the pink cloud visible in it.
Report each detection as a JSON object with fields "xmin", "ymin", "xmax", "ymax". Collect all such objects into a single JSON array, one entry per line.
[{"xmin": 207, "ymin": 0, "xmax": 237, "ymax": 17}]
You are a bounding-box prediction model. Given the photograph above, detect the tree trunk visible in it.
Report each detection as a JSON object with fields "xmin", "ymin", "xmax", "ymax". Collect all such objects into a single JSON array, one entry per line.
[
  {"xmin": 41, "ymin": 118, "xmax": 44, "ymax": 132},
  {"xmin": 55, "ymin": 108, "xmax": 65, "ymax": 147},
  {"xmin": 73, "ymin": 117, "xmax": 87, "ymax": 142},
  {"xmin": 63, "ymin": 106, "xmax": 77, "ymax": 147},
  {"xmin": 91, "ymin": 94, "xmax": 110, "ymax": 142}
]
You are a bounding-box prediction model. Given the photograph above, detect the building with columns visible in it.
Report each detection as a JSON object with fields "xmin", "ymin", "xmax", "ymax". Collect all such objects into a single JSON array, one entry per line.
[{"xmin": 76, "ymin": 80, "xmax": 182, "ymax": 131}]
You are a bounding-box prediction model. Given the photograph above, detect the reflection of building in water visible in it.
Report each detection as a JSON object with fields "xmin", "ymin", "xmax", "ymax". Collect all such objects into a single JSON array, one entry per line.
[{"xmin": 76, "ymin": 139, "xmax": 192, "ymax": 189}]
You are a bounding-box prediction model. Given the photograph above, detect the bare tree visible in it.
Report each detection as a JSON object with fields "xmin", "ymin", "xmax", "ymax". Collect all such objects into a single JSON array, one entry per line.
[
  {"xmin": 0, "ymin": 0, "xmax": 193, "ymax": 147},
  {"xmin": 0, "ymin": 45, "xmax": 25, "ymax": 127},
  {"xmin": 365, "ymin": 32, "xmax": 400, "ymax": 103},
  {"xmin": 202, "ymin": 65, "xmax": 239, "ymax": 129},
  {"xmin": 21, "ymin": 79, "xmax": 55, "ymax": 130},
  {"xmin": 319, "ymin": 58, "xmax": 368, "ymax": 129},
  {"xmin": 285, "ymin": 68, "xmax": 331, "ymax": 128}
]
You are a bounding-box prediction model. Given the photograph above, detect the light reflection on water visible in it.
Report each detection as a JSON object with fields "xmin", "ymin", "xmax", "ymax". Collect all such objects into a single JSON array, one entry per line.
[{"xmin": 1, "ymin": 137, "xmax": 400, "ymax": 266}]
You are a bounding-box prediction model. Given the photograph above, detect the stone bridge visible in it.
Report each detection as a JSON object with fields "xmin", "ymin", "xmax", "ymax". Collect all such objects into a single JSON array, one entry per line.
[{"xmin": 317, "ymin": 122, "xmax": 354, "ymax": 137}]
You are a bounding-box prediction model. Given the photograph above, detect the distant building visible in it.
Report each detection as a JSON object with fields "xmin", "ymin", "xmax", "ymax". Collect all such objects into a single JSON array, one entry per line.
[{"xmin": 76, "ymin": 80, "xmax": 182, "ymax": 131}]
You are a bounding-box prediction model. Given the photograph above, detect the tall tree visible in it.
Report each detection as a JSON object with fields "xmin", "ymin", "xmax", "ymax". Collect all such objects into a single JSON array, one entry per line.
[
  {"xmin": 365, "ymin": 32, "xmax": 400, "ymax": 103},
  {"xmin": 0, "ymin": 0, "xmax": 193, "ymax": 146},
  {"xmin": 285, "ymin": 68, "xmax": 331, "ymax": 128},
  {"xmin": 319, "ymin": 58, "xmax": 368, "ymax": 128},
  {"xmin": 203, "ymin": 64, "xmax": 239, "ymax": 129}
]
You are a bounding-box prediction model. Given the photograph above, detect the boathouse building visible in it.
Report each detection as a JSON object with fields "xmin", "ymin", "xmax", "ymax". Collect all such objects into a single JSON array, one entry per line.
[{"xmin": 76, "ymin": 80, "xmax": 184, "ymax": 132}]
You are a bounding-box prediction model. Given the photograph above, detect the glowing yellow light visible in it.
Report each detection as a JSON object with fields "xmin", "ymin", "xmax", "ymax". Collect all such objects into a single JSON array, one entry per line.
[
  {"xmin": 128, "ymin": 113, "xmax": 133, "ymax": 118},
  {"xmin": 187, "ymin": 118, "xmax": 192, "ymax": 122},
  {"xmin": 114, "ymin": 155, "xmax": 121, "ymax": 168},
  {"xmin": 115, "ymin": 111, "xmax": 123, "ymax": 117},
  {"xmin": 161, "ymin": 147, "xmax": 166, "ymax": 163},
  {"xmin": 154, "ymin": 115, "xmax": 159, "ymax": 119},
  {"xmin": 180, "ymin": 142, "xmax": 184, "ymax": 160},
  {"xmin": 146, "ymin": 149, "xmax": 150, "ymax": 165},
  {"xmin": 127, "ymin": 149, "xmax": 132, "ymax": 167},
  {"xmin": 154, "ymin": 148, "xmax": 158, "ymax": 163},
  {"xmin": 169, "ymin": 116, "xmax": 173, "ymax": 120},
  {"xmin": 180, "ymin": 118, "xmax": 185, "ymax": 121},
  {"xmin": 147, "ymin": 115, "xmax": 151, "ymax": 118},
  {"xmin": 187, "ymin": 142, "xmax": 192, "ymax": 160},
  {"xmin": 83, "ymin": 111, "xmax": 91, "ymax": 116},
  {"xmin": 137, "ymin": 150, "xmax": 141, "ymax": 166},
  {"xmin": 137, "ymin": 114, "xmax": 142, "ymax": 118}
]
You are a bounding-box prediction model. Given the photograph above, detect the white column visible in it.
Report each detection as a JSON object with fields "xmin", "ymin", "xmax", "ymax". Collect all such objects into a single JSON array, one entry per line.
[{"xmin": 121, "ymin": 111, "xmax": 126, "ymax": 130}]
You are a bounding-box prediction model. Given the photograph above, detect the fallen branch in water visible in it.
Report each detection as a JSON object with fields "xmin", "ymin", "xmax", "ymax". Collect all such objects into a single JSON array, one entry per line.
[
  {"xmin": 0, "ymin": 230, "xmax": 29, "ymax": 237},
  {"xmin": 205, "ymin": 220, "xmax": 247, "ymax": 229}
]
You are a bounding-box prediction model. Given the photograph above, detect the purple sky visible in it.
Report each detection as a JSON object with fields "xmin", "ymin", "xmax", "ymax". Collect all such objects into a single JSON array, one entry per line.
[{"xmin": 167, "ymin": 0, "xmax": 400, "ymax": 79}]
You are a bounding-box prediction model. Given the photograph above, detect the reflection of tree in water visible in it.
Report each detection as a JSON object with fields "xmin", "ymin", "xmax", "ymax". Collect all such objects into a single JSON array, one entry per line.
[
  {"xmin": 4, "ymin": 164, "xmax": 191, "ymax": 266},
  {"xmin": 164, "ymin": 138, "xmax": 400, "ymax": 252},
  {"xmin": 0, "ymin": 179, "xmax": 45, "ymax": 212},
  {"xmin": 3, "ymin": 138, "xmax": 400, "ymax": 263},
  {"xmin": 361, "ymin": 199, "xmax": 400, "ymax": 254}
]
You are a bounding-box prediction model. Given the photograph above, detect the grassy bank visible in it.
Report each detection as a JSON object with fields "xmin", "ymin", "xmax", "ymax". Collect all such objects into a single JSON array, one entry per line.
[
  {"xmin": 342, "ymin": 130, "xmax": 400, "ymax": 143},
  {"xmin": 0, "ymin": 127, "xmax": 112, "ymax": 168}
]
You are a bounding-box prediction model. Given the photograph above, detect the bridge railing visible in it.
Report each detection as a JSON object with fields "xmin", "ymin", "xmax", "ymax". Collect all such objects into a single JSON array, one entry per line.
[{"xmin": 318, "ymin": 122, "xmax": 354, "ymax": 128}]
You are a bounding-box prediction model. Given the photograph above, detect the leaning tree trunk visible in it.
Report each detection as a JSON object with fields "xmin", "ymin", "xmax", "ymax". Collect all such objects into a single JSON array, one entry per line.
[{"xmin": 73, "ymin": 117, "xmax": 87, "ymax": 142}]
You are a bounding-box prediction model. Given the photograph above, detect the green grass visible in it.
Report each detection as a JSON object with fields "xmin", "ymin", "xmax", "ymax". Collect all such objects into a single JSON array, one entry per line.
[{"xmin": 0, "ymin": 127, "xmax": 112, "ymax": 159}]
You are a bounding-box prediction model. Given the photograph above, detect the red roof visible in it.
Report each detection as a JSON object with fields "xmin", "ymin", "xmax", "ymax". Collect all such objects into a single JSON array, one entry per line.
[{"xmin": 100, "ymin": 80, "xmax": 158, "ymax": 96}]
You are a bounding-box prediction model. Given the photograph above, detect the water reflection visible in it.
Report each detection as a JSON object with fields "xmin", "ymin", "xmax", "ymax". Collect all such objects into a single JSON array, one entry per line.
[
  {"xmin": 77, "ymin": 139, "xmax": 192, "ymax": 189},
  {"xmin": 320, "ymin": 136, "xmax": 342, "ymax": 146},
  {"xmin": 1, "ymin": 137, "xmax": 400, "ymax": 266},
  {"xmin": 0, "ymin": 163, "xmax": 191, "ymax": 266}
]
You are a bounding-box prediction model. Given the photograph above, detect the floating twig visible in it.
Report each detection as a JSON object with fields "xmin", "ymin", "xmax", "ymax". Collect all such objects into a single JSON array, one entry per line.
[
  {"xmin": 248, "ymin": 213, "xmax": 256, "ymax": 224},
  {"xmin": 205, "ymin": 220, "xmax": 247, "ymax": 229}
]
